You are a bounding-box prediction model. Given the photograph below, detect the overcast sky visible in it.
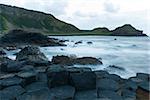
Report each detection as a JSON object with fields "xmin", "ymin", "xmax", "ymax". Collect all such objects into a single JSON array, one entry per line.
[{"xmin": 0, "ymin": 0, "xmax": 150, "ymax": 35}]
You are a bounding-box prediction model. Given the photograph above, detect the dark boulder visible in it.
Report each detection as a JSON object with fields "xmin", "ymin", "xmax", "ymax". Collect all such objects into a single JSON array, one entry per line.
[
  {"xmin": 1, "ymin": 60, "xmax": 26, "ymax": 72},
  {"xmin": 25, "ymin": 82, "xmax": 48, "ymax": 92},
  {"xmin": 51, "ymin": 55, "xmax": 73, "ymax": 65},
  {"xmin": 17, "ymin": 87, "xmax": 51, "ymax": 100},
  {"xmin": 122, "ymin": 80, "xmax": 137, "ymax": 92},
  {"xmin": 96, "ymin": 78, "xmax": 119, "ymax": 91},
  {"xmin": 0, "ymin": 48, "xmax": 6, "ymax": 55},
  {"xmin": 16, "ymin": 46, "xmax": 49, "ymax": 63},
  {"xmin": 0, "ymin": 76, "xmax": 23, "ymax": 89},
  {"xmin": 47, "ymin": 66, "xmax": 69, "ymax": 88},
  {"xmin": 74, "ymin": 57, "xmax": 102, "ymax": 65},
  {"xmin": 94, "ymin": 70, "xmax": 110, "ymax": 79},
  {"xmin": 75, "ymin": 90, "xmax": 97, "ymax": 100},
  {"xmin": 136, "ymin": 82, "xmax": 150, "ymax": 100},
  {"xmin": 87, "ymin": 41, "xmax": 93, "ymax": 44},
  {"xmin": 75, "ymin": 41, "xmax": 82, "ymax": 44},
  {"xmin": 70, "ymin": 71, "xmax": 96, "ymax": 91},
  {"xmin": 97, "ymin": 90, "xmax": 123, "ymax": 100},
  {"xmin": 17, "ymin": 70, "xmax": 37, "ymax": 86},
  {"xmin": 121, "ymin": 89, "xmax": 136, "ymax": 99},
  {"xmin": 37, "ymin": 73, "xmax": 48, "ymax": 83},
  {"xmin": 0, "ymin": 85, "xmax": 25, "ymax": 100},
  {"xmin": 136, "ymin": 73, "xmax": 150, "ymax": 81},
  {"xmin": 50, "ymin": 85, "xmax": 75, "ymax": 100}
]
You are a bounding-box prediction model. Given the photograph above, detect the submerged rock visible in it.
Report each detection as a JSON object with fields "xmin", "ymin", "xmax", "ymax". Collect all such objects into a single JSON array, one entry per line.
[
  {"xmin": 87, "ymin": 41, "xmax": 93, "ymax": 44},
  {"xmin": 75, "ymin": 41, "xmax": 82, "ymax": 45},
  {"xmin": 74, "ymin": 57, "xmax": 103, "ymax": 65}
]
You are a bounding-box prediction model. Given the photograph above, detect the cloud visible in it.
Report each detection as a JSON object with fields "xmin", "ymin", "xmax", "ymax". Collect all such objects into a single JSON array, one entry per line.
[
  {"xmin": 45, "ymin": 1, "xmax": 68, "ymax": 16},
  {"xmin": 103, "ymin": 1, "xmax": 120, "ymax": 13},
  {"xmin": 0, "ymin": 0, "xmax": 149, "ymax": 34}
]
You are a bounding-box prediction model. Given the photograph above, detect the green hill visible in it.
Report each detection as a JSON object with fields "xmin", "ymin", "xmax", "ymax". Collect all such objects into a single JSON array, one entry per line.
[
  {"xmin": 111, "ymin": 24, "xmax": 146, "ymax": 36},
  {"xmin": 0, "ymin": 4, "xmax": 80, "ymax": 34},
  {"xmin": 0, "ymin": 4, "xmax": 147, "ymax": 36}
]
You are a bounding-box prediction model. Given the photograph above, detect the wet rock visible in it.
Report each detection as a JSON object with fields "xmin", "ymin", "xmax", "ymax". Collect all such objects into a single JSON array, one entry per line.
[
  {"xmin": 0, "ymin": 73, "xmax": 16, "ymax": 79},
  {"xmin": 17, "ymin": 87, "xmax": 51, "ymax": 100},
  {"xmin": 25, "ymin": 82, "xmax": 48, "ymax": 92},
  {"xmin": 35, "ymin": 67, "xmax": 47, "ymax": 73},
  {"xmin": 0, "ymin": 85, "xmax": 25, "ymax": 100},
  {"xmin": 50, "ymin": 85, "xmax": 75, "ymax": 100},
  {"xmin": 70, "ymin": 71, "xmax": 96, "ymax": 91},
  {"xmin": 136, "ymin": 82, "xmax": 150, "ymax": 100},
  {"xmin": 123, "ymin": 80, "xmax": 137, "ymax": 91},
  {"xmin": 94, "ymin": 70, "xmax": 110, "ymax": 79},
  {"xmin": 97, "ymin": 90, "xmax": 123, "ymax": 100},
  {"xmin": 1, "ymin": 60, "xmax": 26, "ymax": 72},
  {"xmin": 0, "ymin": 76, "xmax": 23, "ymax": 89},
  {"xmin": 47, "ymin": 66, "xmax": 69, "ymax": 88},
  {"xmin": 129, "ymin": 77, "xmax": 143, "ymax": 83},
  {"xmin": 74, "ymin": 90, "xmax": 97, "ymax": 100},
  {"xmin": 0, "ymin": 48, "xmax": 6, "ymax": 55},
  {"xmin": 87, "ymin": 41, "xmax": 93, "ymax": 44},
  {"xmin": 59, "ymin": 39, "xmax": 69, "ymax": 43},
  {"xmin": 75, "ymin": 41, "xmax": 82, "ymax": 44},
  {"xmin": 107, "ymin": 65, "xmax": 125, "ymax": 71},
  {"xmin": 121, "ymin": 89, "xmax": 136, "ymax": 99},
  {"xmin": 37, "ymin": 73, "xmax": 48, "ymax": 83},
  {"xmin": 96, "ymin": 78, "xmax": 119, "ymax": 91},
  {"xmin": 0, "ymin": 56, "xmax": 12, "ymax": 64},
  {"xmin": 51, "ymin": 55, "xmax": 73, "ymax": 65},
  {"xmin": 74, "ymin": 57, "xmax": 102, "ymax": 65},
  {"xmin": 66, "ymin": 67, "xmax": 92, "ymax": 73},
  {"xmin": 16, "ymin": 46, "xmax": 48, "ymax": 62},
  {"xmin": 136, "ymin": 73, "xmax": 150, "ymax": 81},
  {"xmin": 17, "ymin": 70, "xmax": 37, "ymax": 86},
  {"xmin": 20, "ymin": 65, "xmax": 35, "ymax": 71}
]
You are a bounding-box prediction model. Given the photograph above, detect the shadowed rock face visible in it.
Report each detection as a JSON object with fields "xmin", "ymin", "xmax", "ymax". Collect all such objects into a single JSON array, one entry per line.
[{"xmin": 0, "ymin": 29, "xmax": 66, "ymax": 47}]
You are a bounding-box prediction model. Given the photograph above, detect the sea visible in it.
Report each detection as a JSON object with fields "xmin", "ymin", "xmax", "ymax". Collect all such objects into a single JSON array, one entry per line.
[{"xmin": 6, "ymin": 36, "xmax": 150, "ymax": 79}]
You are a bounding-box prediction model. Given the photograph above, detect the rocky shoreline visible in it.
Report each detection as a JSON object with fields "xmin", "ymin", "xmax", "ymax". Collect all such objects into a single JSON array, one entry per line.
[{"xmin": 0, "ymin": 46, "xmax": 149, "ymax": 100}]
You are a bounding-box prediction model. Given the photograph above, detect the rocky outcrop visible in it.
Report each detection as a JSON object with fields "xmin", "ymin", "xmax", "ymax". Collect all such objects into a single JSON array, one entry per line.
[
  {"xmin": 0, "ymin": 29, "xmax": 66, "ymax": 47},
  {"xmin": 112, "ymin": 24, "xmax": 147, "ymax": 36},
  {"xmin": 51, "ymin": 55, "xmax": 103, "ymax": 65},
  {"xmin": 16, "ymin": 46, "xmax": 50, "ymax": 66}
]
